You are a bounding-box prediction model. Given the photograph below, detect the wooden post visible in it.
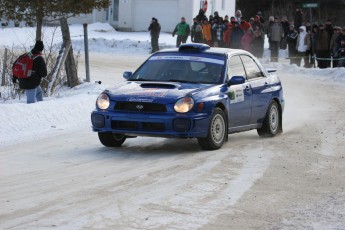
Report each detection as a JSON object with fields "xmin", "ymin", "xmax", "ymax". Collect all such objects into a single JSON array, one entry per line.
[
  {"xmin": 1, "ymin": 48, "xmax": 8, "ymax": 86},
  {"xmin": 83, "ymin": 23, "xmax": 90, "ymax": 82},
  {"xmin": 47, "ymin": 41, "xmax": 72, "ymax": 95}
]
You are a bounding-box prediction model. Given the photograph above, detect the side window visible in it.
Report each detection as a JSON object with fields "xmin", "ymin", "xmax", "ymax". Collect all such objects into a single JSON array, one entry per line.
[
  {"xmin": 228, "ymin": 55, "xmax": 246, "ymax": 79},
  {"xmin": 240, "ymin": 55, "xmax": 264, "ymax": 80}
]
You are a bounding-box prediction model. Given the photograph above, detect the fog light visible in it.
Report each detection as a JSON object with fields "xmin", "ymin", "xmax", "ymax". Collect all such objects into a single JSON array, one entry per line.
[
  {"xmin": 92, "ymin": 114, "xmax": 105, "ymax": 128},
  {"xmin": 173, "ymin": 119, "xmax": 191, "ymax": 132}
]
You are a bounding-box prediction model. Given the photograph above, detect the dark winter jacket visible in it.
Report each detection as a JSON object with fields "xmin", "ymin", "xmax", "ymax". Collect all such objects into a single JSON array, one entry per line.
[
  {"xmin": 287, "ymin": 30, "xmax": 298, "ymax": 45},
  {"xmin": 316, "ymin": 29, "xmax": 330, "ymax": 52},
  {"xmin": 191, "ymin": 22, "xmax": 203, "ymax": 43},
  {"xmin": 330, "ymin": 32, "xmax": 340, "ymax": 56},
  {"xmin": 325, "ymin": 24, "xmax": 333, "ymax": 39},
  {"xmin": 336, "ymin": 34, "xmax": 345, "ymax": 48},
  {"xmin": 337, "ymin": 44, "xmax": 345, "ymax": 67},
  {"xmin": 148, "ymin": 21, "xmax": 161, "ymax": 37},
  {"xmin": 252, "ymin": 21, "xmax": 264, "ymax": 31},
  {"xmin": 281, "ymin": 21, "xmax": 290, "ymax": 37},
  {"xmin": 230, "ymin": 26, "xmax": 244, "ymax": 49},
  {"xmin": 294, "ymin": 11, "xmax": 303, "ymax": 29},
  {"xmin": 338, "ymin": 45, "xmax": 345, "ymax": 57},
  {"xmin": 196, "ymin": 9, "xmax": 207, "ymax": 23},
  {"xmin": 12, "ymin": 48, "xmax": 47, "ymax": 90},
  {"xmin": 253, "ymin": 28, "xmax": 265, "ymax": 43}
]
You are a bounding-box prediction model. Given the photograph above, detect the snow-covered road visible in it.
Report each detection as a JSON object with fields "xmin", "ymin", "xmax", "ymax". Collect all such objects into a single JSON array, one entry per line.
[{"xmin": 1, "ymin": 55, "xmax": 345, "ymax": 229}]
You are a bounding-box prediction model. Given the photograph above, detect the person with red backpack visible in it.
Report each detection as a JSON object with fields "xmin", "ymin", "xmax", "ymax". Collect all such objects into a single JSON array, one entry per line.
[{"xmin": 12, "ymin": 40, "xmax": 47, "ymax": 104}]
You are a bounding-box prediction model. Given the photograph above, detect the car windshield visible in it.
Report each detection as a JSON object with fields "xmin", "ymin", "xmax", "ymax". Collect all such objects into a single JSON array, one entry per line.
[{"xmin": 129, "ymin": 54, "xmax": 226, "ymax": 84}]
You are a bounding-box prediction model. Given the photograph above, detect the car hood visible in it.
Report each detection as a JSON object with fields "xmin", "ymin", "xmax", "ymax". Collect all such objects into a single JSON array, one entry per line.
[{"xmin": 105, "ymin": 81, "xmax": 211, "ymax": 103}]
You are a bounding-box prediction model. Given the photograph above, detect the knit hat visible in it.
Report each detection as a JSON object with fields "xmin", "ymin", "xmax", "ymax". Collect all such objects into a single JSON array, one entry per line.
[{"xmin": 33, "ymin": 40, "xmax": 44, "ymax": 52}]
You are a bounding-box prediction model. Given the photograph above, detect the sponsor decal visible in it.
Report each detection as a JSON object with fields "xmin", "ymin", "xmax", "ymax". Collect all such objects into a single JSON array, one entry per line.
[
  {"xmin": 128, "ymin": 98, "xmax": 153, "ymax": 102},
  {"xmin": 229, "ymin": 85, "xmax": 244, "ymax": 103},
  {"xmin": 128, "ymin": 89, "xmax": 168, "ymax": 98}
]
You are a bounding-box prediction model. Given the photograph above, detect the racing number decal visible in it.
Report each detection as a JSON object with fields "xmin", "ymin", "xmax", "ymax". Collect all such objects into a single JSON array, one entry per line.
[{"xmin": 229, "ymin": 85, "xmax": 244, "ymax": 103}]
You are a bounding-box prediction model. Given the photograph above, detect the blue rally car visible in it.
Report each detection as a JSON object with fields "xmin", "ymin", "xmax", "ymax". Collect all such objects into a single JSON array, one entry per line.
[{"xmin": 91, "ymin": 44, "xmax": 284, "ymax": 150}]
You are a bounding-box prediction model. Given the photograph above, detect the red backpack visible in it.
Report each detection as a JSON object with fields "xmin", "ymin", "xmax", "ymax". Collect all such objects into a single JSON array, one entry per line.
[{"xmin": 12, "ymin": 52, "xmax": 40, "ymax": 78}]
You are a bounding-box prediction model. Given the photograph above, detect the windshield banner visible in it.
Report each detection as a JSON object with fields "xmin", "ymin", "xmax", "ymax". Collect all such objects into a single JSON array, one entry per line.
[{"xmin": 149, "ymin": 56, "xmax": 224, "ymax": 65}]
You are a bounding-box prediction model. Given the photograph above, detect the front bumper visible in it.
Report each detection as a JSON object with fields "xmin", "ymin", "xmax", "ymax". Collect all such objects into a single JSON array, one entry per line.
[{"xmin": 91, "ymin": 110, "xmax": 211, "ymax": 138}]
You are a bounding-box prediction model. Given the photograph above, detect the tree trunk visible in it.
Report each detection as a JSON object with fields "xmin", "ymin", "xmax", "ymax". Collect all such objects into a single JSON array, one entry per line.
[
  {"xmin": 36, "ymin": 4, "xmax": 44, "ymax": 41},
  {"xmin": 60, "ymin": 17, "xmax": 79, "ymax": 87}
]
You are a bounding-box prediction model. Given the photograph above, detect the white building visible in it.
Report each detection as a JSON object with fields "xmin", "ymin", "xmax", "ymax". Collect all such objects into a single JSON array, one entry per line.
[{"xmin": 68, "ymin": 0, "xmax": 236, "ymax": 32}]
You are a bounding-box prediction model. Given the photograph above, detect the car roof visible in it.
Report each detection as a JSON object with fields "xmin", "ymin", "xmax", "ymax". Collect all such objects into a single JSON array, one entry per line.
[{"xmin": 155, "ymin": 43, "xmax": 253, "ymax": 57}]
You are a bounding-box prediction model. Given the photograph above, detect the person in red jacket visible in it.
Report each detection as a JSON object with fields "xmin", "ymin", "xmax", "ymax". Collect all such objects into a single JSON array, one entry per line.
[
  {"xmin": 239, "ymin": 17, "xmax": 252, "ymax": 31},
  {"xmin": 241, "ymin": 28, "xmax": 254, "ymax": 53}
]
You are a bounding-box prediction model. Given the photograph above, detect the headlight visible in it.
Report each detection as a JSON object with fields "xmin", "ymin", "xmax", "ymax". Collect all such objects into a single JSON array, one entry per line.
[
  {"xmin": 174, "ymin": 97, "xmax": 194, "ymax": 113},
  {"xmin": 96, "ymin": 93, "xmax": 110, "ymax": 110}
]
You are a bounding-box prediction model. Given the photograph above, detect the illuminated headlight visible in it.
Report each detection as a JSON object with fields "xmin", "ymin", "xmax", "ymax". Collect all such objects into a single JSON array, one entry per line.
[
  {"xmin": 174, "ymin": 97, "xmax": 194, "ymax": 113},
  {"xmin": 96, "ymin": 93, "xmax": 110, "ymax": 110}
]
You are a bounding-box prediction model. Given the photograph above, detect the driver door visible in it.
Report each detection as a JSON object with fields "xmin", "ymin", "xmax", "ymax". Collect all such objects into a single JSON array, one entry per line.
[{"xmin": 227, "ymin": 55, "xmax": 252, "ymax": 128}]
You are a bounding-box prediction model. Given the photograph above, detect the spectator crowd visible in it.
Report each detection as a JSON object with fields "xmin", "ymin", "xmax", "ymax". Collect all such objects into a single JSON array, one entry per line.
[{"xmin": 153, "ymin": 8, "xmax": 345, "ymax": 68}]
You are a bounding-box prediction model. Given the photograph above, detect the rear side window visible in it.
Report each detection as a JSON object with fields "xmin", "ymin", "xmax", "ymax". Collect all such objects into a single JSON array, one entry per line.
[
  {"xmin": 228, "ymin": 55, "xmax": 246, "ymax": 79},
  {"xmin": 240, "ymin": 55, "xmax": 264, "ymax": 80}
]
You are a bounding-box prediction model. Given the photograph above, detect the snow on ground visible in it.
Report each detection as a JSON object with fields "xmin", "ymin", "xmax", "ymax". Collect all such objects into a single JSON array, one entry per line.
[{"xmin": 0, "ymin": 23, "xmax": 345, "ymax": 147}]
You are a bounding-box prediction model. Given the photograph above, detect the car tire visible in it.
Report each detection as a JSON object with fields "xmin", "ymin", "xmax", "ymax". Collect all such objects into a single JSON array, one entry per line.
[
  {"xmin": 198, "ymin": 108, "xmax": 227, "ymax": 150},
  {"xmin": 257, "ymin": 100, "xmax": 281, "ymax": 137},
  {"xmin": 98, "ymin": 132, "xmax": 126, "ymax": 147}
]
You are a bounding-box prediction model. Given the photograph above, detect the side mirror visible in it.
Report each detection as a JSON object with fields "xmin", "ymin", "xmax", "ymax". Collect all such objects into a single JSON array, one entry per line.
[
  {"xmin": 267, "ymin": 69, "xmax": 277, "ymax": 73},
  {"xmin": 227, "ymin": 76, "xmax": 246, "ymax": 86},
  {"xmin": 123, "ymin": 71, "xmax": 132, "ymax": 80}
]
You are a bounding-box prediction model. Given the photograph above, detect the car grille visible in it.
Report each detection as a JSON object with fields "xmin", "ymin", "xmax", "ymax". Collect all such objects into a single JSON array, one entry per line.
[
  {"xmin": 114, "ymin": 102, "xmax": 167, "ymax": 113},
  {"xmin": 111, "ymin": 120, "xmax": 165, "ymax": 132}
]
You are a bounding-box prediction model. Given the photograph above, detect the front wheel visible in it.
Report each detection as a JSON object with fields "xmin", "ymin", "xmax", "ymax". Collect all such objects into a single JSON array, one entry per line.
[
  {"xmin": 98, "ymin": 132, "xmax": 126, "ymax": 147},
  {"xmin": 257, "ymin": 101, "xmax": 282, "ymax": 137},
  {"xmin": 198, "ymin": 108, "xmax": 227, "ymax": 150}
]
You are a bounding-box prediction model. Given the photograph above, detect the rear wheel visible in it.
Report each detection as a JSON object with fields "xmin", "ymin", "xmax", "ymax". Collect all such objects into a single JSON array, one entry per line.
[
  {"xmin": 198, "ymin": 108, "xmax": 227, "ymax": 150},
  {"xmin": 98, "ymin": 132, "xmax": 126, "ymax": 147},
  {"xmin": 257, "ymin": 101, "xmax": 281, "ymax": 137}
]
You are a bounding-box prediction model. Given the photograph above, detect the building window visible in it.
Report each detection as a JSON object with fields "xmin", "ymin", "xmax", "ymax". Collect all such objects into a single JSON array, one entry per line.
[{"xmin": 113, "ymin": 0, "xmax": 119, "ymax": 21}]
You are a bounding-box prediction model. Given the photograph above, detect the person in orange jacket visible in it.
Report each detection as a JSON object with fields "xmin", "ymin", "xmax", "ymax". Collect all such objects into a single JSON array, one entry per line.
[
  {"xmin": 201, "ymin": 19, "xmax": 212, "ymax": 46},
  {"xmin": 223, "ymin": 19, "xmax": 233, "ymax": 48}
]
